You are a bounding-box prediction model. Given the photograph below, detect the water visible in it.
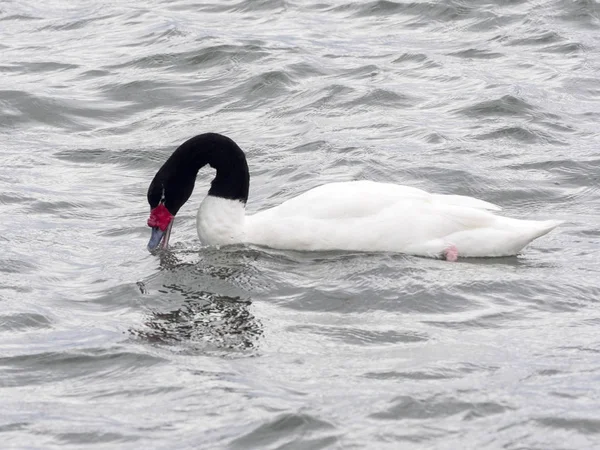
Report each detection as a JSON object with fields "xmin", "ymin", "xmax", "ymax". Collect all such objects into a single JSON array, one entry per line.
[{"xmin": 1, "ymin": 0, "xmax": 600, "ymax": 448}]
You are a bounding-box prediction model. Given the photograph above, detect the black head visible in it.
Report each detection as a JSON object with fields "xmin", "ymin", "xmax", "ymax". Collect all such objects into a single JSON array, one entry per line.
[
  {"xmin": 146, "ymin": 133, "xmax": 250, "ymax": 250},
  {"xmin": 147, "ymin": 133, "xmax": 249, "ymax": 214}
]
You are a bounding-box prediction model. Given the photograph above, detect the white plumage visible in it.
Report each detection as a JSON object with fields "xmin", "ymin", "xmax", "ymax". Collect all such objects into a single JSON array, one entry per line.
[{"xmin": 196, "ymin": 180, "xmax": 561, "ymax": 259}]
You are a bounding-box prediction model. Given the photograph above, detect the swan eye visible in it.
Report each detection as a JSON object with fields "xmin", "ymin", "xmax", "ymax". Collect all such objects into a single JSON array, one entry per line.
[{"xmin": 147, "ymin": 204, "xmax": 173, "ymax": 231}]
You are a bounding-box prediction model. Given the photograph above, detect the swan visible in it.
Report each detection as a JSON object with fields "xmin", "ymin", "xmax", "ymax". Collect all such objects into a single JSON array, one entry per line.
[{"xmin": 146, "ymin": 133, "xmax": 561, "ymax": 260}]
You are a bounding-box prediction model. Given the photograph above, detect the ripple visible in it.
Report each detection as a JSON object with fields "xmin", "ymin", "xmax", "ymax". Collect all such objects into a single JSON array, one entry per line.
[
  {"xmin": 370, "ymin": 395, "xmax": 511, "ymax": 420},
  {"xmin": 566, "ymin": 77, "xmax": 600, "ymax": 99},
  {"xmin": 54, "ymin": 146, "xmax": 159, "ymax": 169},
  {"xmin": 54, "ymin": 431, "xmax": 140, "ymax": 445},
  {"xmin": 108, "ymin": 44, "xmax": 269, "ymax": 71},
  {"xmin": 345, "ymin": 0, "xmax": 475, "ymax": 21},
  {"xmin": 341, "ymin": 88, "xmax": 417, "ymax": 109},
  {"xmin": 364, "ymin": 363, "xmax": 497, "ymax": 380},
  {"xmin": 230, "ymin": 413, "xmax": 337, "ymax": 449},
  {"xmin": 0, "ymin": 259, "xmax": 38, "ymax": 274},
  {"xmin": 508, "ymin": 31, "xmax": 585, "ymax": 53},
  {"xmin": 221, "ymin": 70, "xmax": 297, "ymax": 110},
  {"xmin": 0, "ymin": 313, "xmax": 52, "ymax": 331},
  {"xmin": 553, "ymin": 0, "xmax": 600, "ymax": 28},
  {"xmin": 473, "ymin": 125, "xmax": 562, "ymax": 143},
  {"xmin": 0, "ymin": 61, "xmax": 79, "ymax": 74},
  {"xmin": 37, "ymin": 15, "xmax": 115, "ymax": 32},
  {"xmin": 0, "ymin": 89, "xmax": 122, "ymax": 130},
  {"xmin": 536, "ymin": 417, "xmax": 600, "ymax": 435},
  {"xmin": 448, "ymin": 48, "xmax": 504, "ymax": 59},
  {"xmin": 393, "ymin": 52, "xmax": 429, "ymax": 63},
  {"xmin": 0, "ymin": 350, "xmax": 166, "ymax": 387},
  {"xmin": 456, "ymin": 95, "xmax": 534, "ymax": 118},
  {"xmin": 0, "ymin": 14, "xmax": 41, "ymax": 22},
  {"xmin": 423, "ymin": 311, "xmax": 524, "ymax": 329},
  {"xmin": 288, "ymin": 325, "xmax": 428, "ymax": 345},
  {"xmin": 197, "ymin": 0, "xmax": 287, "ymax": 13}
]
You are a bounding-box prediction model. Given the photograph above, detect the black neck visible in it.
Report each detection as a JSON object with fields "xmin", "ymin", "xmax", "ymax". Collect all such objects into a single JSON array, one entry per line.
[{"xmin": 147, "ymin": 133, "xmax": 250, "ymax": 215}]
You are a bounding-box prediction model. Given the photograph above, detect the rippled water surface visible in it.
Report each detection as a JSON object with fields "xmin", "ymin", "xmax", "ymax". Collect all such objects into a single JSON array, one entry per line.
[{"xmin": 2, "ymin": 0, "xmax": 600, "ymax": 448}]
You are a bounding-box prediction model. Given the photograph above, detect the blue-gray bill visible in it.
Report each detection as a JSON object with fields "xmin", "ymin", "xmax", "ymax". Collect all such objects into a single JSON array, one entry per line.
[
  {"xmin": 147, "ymin": 220, "xmax": 174, "ymax": 251},
  {"xmin": 148, "ymin": 227, "xmax": 164, "ymax": 251}
]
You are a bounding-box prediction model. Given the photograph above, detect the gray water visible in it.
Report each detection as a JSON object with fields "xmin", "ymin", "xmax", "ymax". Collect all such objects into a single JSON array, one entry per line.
[{"xmin": 1, "ymin": 0, "xmax": 600, "ymax": 448}]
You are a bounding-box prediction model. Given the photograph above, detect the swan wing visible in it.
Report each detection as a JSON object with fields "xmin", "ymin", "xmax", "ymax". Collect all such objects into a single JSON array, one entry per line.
[
  {"xmin": 253, "ymin": 180, "xmax": 500, "ymax": 221},
  {"xmin": 245, "ymin": 197, "xmax": 560, "ymax": 258},
  {"xmin": 246, "ymin": 200, "xmax": 496, "ymax": 252}
]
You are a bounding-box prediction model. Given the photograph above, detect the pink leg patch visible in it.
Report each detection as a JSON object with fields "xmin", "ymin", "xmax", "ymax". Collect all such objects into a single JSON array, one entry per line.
[{"xmin": 443, "ymin": 245, "xmax": 459, "ymax": 262}]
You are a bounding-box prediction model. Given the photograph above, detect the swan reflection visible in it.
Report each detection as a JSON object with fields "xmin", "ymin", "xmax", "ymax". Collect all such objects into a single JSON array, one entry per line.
[{"xmin": 133, "ymin": 249, "xmax": 263, "ymax": 350}]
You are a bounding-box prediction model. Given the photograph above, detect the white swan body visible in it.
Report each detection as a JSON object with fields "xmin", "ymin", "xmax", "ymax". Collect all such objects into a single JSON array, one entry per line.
[
  {"xmin": 197, "ymin": 180, "xmax": 561, "ymax": 258},
  {"xmin": 147, "ymin": 134, "xmax": 561, "ymax": 259}
]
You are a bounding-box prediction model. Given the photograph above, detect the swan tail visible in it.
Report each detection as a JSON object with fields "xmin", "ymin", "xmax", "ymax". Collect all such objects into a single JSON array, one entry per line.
[
  {"xmin": 507, "ymin": 219, "xmax": 563, "ymax": 254},
  {"xmin": 526, "ymin": 219, "xmax": 564, "ymax": 240},
  {"xmin": 444, "ymin": 219, "xmax": 563, "ymax": 257}
]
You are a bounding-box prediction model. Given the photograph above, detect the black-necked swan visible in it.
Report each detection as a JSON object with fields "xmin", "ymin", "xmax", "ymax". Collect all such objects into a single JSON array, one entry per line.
[{"xmin": 146, "ymin": 133, "xmax": 561, "ymax": 260}]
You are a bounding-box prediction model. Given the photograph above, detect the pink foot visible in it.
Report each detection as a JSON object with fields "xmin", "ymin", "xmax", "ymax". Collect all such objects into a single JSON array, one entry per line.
[{"xmin": 443, "ymin": 245, "xmax": 459, "ymax": 262}]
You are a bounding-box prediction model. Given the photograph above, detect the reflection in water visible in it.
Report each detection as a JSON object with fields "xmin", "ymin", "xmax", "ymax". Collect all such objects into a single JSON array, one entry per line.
[
  {"xmin": 134, "ymin": 292, "xmax": 262, "ymax": 350},
  {"xmin": 132, "ymin": 249, "xmax": 263, "ymax": 350}
]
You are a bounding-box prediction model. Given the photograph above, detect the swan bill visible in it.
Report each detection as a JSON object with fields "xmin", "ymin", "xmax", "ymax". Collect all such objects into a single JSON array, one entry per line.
[
  {"xmin": 147, "ymin": 227, "xmax": 164, "ymax": 251},
  {"xmin": 147, "ymin": 220, "xmax": 174, "ymax": 251}
]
